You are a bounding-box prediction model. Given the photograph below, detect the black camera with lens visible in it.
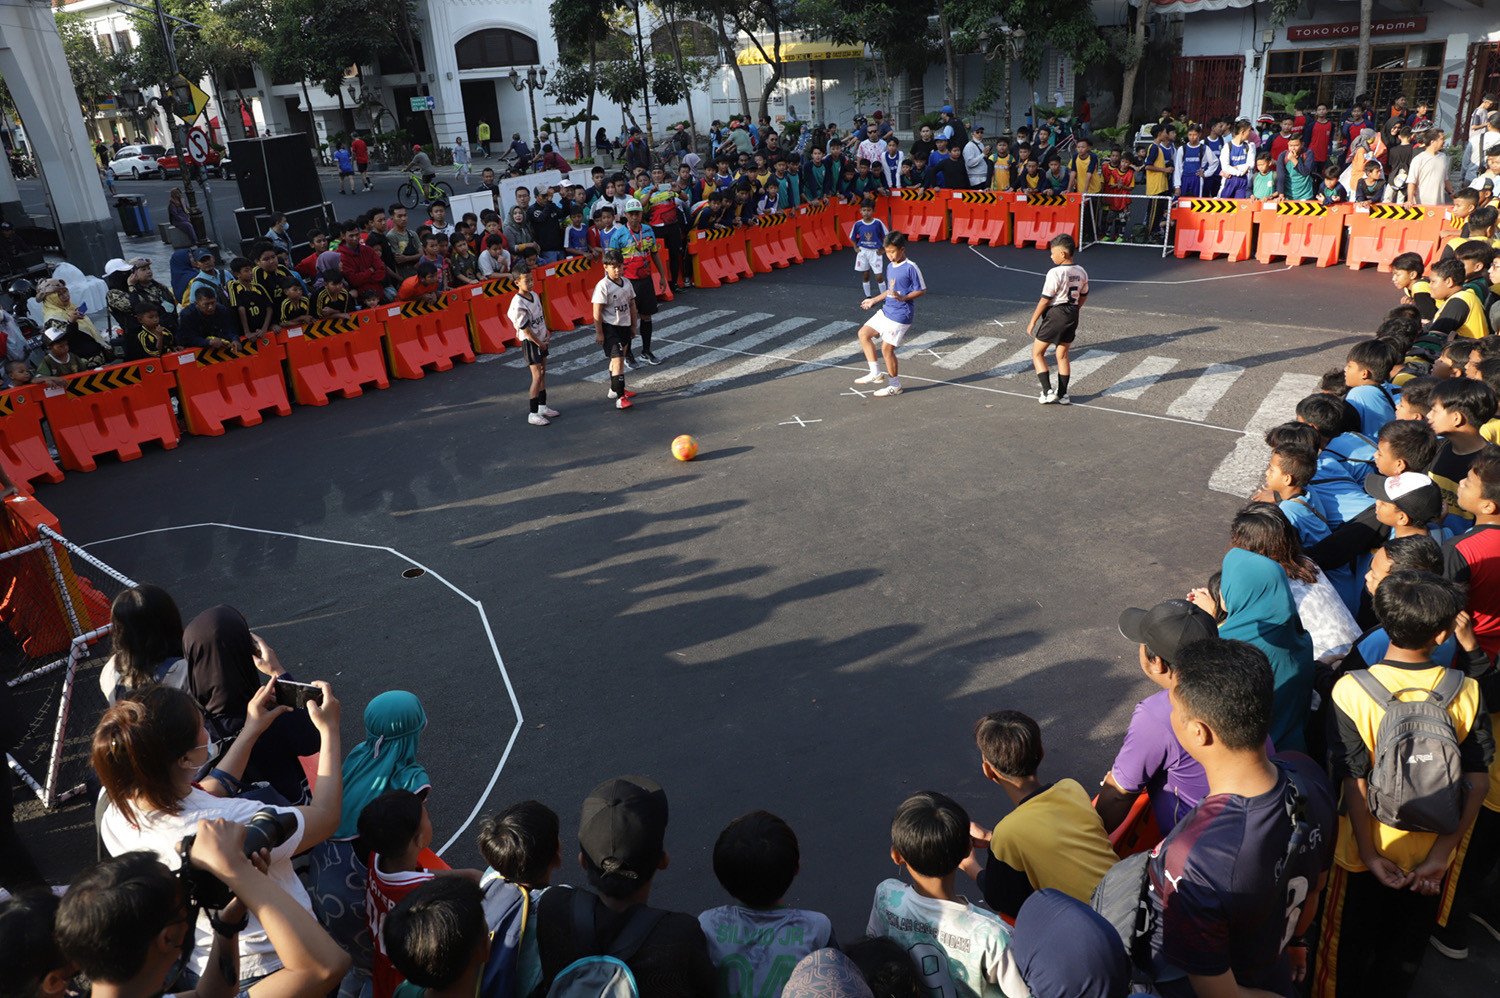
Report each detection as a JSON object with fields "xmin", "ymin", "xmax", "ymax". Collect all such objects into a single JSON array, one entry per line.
[{"xmin": 176, "ymin": 809, "xmax": 298, "ymax": 910}]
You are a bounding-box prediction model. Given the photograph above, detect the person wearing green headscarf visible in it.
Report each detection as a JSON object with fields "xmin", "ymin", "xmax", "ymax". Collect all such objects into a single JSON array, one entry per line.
[
  {"xmin": 307, "ymin": 691, "xmax": 430, "ymax": 998},
  {"xmin": 1215, "ymin": 547, "xmax": 1316, "ymax": 753}
]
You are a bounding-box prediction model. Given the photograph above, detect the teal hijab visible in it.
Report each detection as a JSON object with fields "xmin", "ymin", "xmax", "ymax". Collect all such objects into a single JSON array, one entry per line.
[
  {"xmin": 1218, "ymin": 547, "xmax": 1315, "ymax": 752},
  {"xmin": 334, "ymin": 690, "xmax": 430, "ymax": 839}
]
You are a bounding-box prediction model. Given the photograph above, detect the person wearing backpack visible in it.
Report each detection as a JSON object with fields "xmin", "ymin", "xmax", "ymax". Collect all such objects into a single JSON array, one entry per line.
[
  {"xmin": 1317, "ymin": 571, "xmax": 1493, "ymax": 997},
  {"xmin": 532, "ymin": 775, "xmax": 715, "ymax": 998},
  {"xmin": 476, "ymin": 800, "xmax": 563, "ymax": 998},
  {"xmin": 1138, "ymin": 638, "xmax": 1336, "ymax": 997}
]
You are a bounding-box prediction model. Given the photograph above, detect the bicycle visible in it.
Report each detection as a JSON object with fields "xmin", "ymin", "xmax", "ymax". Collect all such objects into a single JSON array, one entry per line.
[{"xmin": 396, "ymin": 171, "xmax": 455, "ymax": 209}]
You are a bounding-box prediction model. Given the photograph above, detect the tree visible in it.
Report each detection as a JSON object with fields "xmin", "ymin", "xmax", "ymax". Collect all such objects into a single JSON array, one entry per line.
[
  {"xmin": 363, "ymin": 0, "xmax": 434, "ymax": 143},
  {"xmin": 55, "ymin": 11, "xmax": 133, "ymax": 118},
  {"xmin": 1354, "ymin": 0, "xmax": 1372, "ymax": 96},
  {"xmin": 1115, "ymin": 2, "xmax": 1150, "ymax": 128},
  {"xmin": 725, "ymin": 0, "xmax": 794, "ymax": 123}
]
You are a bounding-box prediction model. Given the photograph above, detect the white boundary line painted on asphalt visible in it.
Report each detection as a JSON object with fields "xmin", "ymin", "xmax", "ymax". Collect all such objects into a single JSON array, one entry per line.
[
  {"xmin": 82, "ymin": 523, "xmax": 519, "ymax": 858},
  {"xmin": 967, "ymin": 245, "xmax": 1296, "ymax": 285},
  {"xmin": 1207, "ymin": 373, "xmax": 1322, "ymax": 496},
  {"xmin": 1101, "ymin": 356, "xmax": 1179, "ymax": 400},
  {"xmin": 648, "ymin": 333, "xmax": 1244, "ymax": 433},
  {"xmin": 1165, "ymin": 362, "xmax": 1245, "ymax": 421}
]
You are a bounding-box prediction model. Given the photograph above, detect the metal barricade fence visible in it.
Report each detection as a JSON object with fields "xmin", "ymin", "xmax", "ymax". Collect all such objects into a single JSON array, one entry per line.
[
  {"xmin": 1078, "ymin": 192, "xmax": 1176, "ymax": 256},
  {"xmin": 3, "ymin": 524, "xmax": 136, "ymax": 808}
]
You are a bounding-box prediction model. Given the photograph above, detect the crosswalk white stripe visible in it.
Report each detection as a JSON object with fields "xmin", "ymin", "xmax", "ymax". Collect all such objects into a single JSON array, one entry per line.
[
  {"xmin": 636, "ymin": 316, "xmax": 813, "ymax": 389},
  {"xmin": 555, "ymin": 309, "xmax": 735, "ymax": 377},
  {"xmin": 680, "ymin": 320, "xmax": 851, "ymax": 397},
  {"xmin": 1100, "ymin": 356, "xmax": 1178, "ymax": 399},
  {"xmin": 984, "ymin": 344, "xmax": 1039, "ymax": 379},
  {"xmin": 1208, "ymin": 373, "xmax": 1322, "ymax": 496},
  {"xmin": 933, "ymin": 336, "xmax": 1004, "ymax": 370},
  {"xmin": 1059, "ymin": 350, "xmax": 1119, "ymax": 389},
  {"xmin": 1165, "ymin": 362, "xmax": 1246, "ymax": 421},
  {"xmin": 898, "ymin": 329, "xmax": 953, "ymax": 353},
  {"xmin": 498, "ymin": 306, "xmax": 696, "ymax": 367},
  {"xmin": 608, "ymin": 312, "xmax": 774, "ymax": 386}
]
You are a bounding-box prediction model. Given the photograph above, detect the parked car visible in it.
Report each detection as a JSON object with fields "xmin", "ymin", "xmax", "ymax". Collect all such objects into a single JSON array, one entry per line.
[
  {"xmin": 107, "ymin": 145, "xmax": 167, "ymax": 179},
  {"xmin": 156, "ymin": 148, "xmax": 228, "ymax": 178}
]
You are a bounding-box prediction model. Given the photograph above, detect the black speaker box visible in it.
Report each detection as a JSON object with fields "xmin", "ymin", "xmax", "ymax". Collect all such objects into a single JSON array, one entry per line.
[{"xmin": 227, "ymin": 135, "xmax": 324, "ymax": 213}]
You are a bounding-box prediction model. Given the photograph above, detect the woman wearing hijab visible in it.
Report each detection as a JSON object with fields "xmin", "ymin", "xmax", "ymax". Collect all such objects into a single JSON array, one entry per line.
[
  {"xmin": 35, "ymin": 277, "xmax": 109, "ymax": 357},
  {"xmin": 168, "ymin": 187, "xmax": 199, "ymax": 245},
  {"xmin": 307, "ymin": 690, "xmax": 430, "ymax": 998},
  {"xmin": 182, "ymin": 604, "xmax": 319, "ymax": 804},
  {"xmin": 1190, "ymin": 547, "xmax": 1316, "ymax": 752}
]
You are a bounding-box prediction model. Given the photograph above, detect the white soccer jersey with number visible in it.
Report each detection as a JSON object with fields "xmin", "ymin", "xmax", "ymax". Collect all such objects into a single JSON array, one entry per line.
[
  {"xmin": 1040, "ymin": 263, "xmax": 1089, "ymax": 307},
  {"xmin": 865, "ymin": 879, "xmax": 1028, "ymax": 998},
  {"xmin": 507, "ymin": 291, "xmax": 547, "ymax": 344},
  {"xmin": 591, "ymin": 277, "xmax": 635, "ymax": 326}
]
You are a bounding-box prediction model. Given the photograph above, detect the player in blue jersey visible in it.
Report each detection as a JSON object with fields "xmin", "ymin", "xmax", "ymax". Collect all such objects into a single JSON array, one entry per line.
[
  {"xmin": 849, "ymin": 198, "xmax": 889, "ymax": 299},
  {"xmin": 854, "ymin": 232, "xmax": 927, "ymax": 398}
]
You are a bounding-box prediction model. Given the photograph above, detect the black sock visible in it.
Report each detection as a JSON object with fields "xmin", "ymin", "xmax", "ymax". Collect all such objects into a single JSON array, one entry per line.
[
  {"xmin": 640, "ymin": 319, "xmax": 652, "ymax": 353},
  {"xmin": 1057, "ymin": 374, "xmax": 1070, "ymax": 396},
  {"xmin": 538, "ymin": 390, "xmax": 546, "ymax": 405},
  {"xmin": 529, "ymin": 397, "xmax": 539, "ymax": 413},
  {"xmin": 611, "ymin": 375, "xmax": 624, "ymax": 395},
  {"xmin": 1038, "ymin": 371, "xmax": 1052, "ymax": 393}
]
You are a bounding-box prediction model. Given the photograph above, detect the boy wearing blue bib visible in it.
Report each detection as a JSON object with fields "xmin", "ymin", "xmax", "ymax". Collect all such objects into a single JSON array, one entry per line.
[{"xmin": 849, "ymin": 200, "xmax": 889, "ymax": 298}]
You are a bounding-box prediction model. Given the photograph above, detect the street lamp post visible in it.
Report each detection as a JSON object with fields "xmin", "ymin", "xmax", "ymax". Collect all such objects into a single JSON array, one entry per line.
[{"xmin": 509, "ymin": 66, "xmax": 547, "ymax": 151}]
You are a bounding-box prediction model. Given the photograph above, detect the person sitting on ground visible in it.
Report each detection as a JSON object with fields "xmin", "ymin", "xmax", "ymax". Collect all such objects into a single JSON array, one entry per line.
[
  {"xmin": 962, "ymin": 711, "xmax": 1115, "ymax": 919},
  {"xmin": 841, "ymin": 936, "xmax": 925, "ymax": 998},
  {"xmin": 699, "ymin": 811, "xmax": 835, "ymax": 997},
  {"xmin": 1253, "ymin": 428, "xmax": 1329, "ymax": 551},
  {"xmin": 337, "ymin": 219, "xmax": 387, "ymax": 300},
  {"xmin": 34, "ymin": 321, "xmax": 101, "ymax": 378},
  {"xmin": 1097, "ymin": 598, "xmax": 1222, "ymax": 835},
  {"xmin": 868, "ymin": 791, "xmax": 1027, "ymax": 997},
  {"xmin": 1344, "ymin": 339, "xmax": 1401, "ymax": 437},
  {"xmin": 92, "ymin": 683, "xmax": 344, "ymax": 984},
  {"xmin": 314, "ymin": 270, "xmax": 356, "ymax": 319},
  {"xmin": 476, "ymin": 800, "xmax": 561, "ymax": 998},
  {"xmin": 99, "ymin": 583, "xmax": 186, "ymax": 705},
  {"xmin": 183, "ymin": 605, "xmax": 320, "ymax": 805},
  {"xmin": 308, "ymin": 690, "xmax": 430, "ymax": 998},
  {"xmin": 1140, "ymin": 638, "xmax": 1335, "ymax": 998},
  {"xmin": 37, "ymin": 277, "xmax": 108, "ymax": 358},
  {"xmin": 1294, "ymin": 393, "xmax": 1378, "ymax": 527},
  {"xmin": 782, "ymin": 949, "xmax": 875, "ymax": 998},
  {"xmin": 1428, "ymin": 378, "xmax": 1498, "ymax": 534},
  {"xmin": 1007, "ymin": 889, "xmax": 1129, "ymax": 998},
  {"xmin": 56, "ymin": 819, "xmax": 350, "ymax": 997},
  {"xmin": 1338, "ymin": 534, "xmax": 1483, "ymax": 672},
  {"xmin": 532, "ymin": 775, "xmax": 716, "ymax": 997}
]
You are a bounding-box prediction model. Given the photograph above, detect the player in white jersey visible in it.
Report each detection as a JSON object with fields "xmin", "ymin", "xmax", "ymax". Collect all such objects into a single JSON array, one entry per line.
[
  {"xmin": 1027, "ymin": 233, "xmax": 1090, "ymax": 405},
  {"xmin": 507, "ymin": 264, "xmax": 558, "ymax": 425}
]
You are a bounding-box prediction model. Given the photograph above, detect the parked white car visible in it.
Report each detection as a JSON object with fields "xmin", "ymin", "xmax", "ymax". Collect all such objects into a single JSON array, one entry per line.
[{"xmin": 107, "ymin": 145, "xmax": 167, "ymax": 179}]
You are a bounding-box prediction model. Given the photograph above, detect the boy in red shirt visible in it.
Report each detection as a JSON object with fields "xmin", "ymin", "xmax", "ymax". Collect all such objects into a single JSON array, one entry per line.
[{"xmin": 1101, "ymin": 151, "xmax": 1136, "ymax": 243}]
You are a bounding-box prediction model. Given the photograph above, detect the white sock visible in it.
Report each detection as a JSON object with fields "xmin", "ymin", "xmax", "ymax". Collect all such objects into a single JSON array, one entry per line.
[
  {"xmin": 888, "ymin": 376, "xmax": 900, "ymax": 388},
  {"xmin": 868, "ymin": 360, "xmax": 880, "ymax": 374}
]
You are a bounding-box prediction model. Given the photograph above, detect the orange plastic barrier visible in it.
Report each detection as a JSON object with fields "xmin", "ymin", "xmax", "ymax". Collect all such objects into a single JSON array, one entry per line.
[
  {"xmin": 795, "ymin": 203, "xmax": 840, "ymax": 258},
  {"xmin": 1011, "ymin": 193, "xmax": 1080, "ymax": 249},
  {"xmin": 166, "ymin": 335, "xmax": 291, "ymax": 436},
  {"xmin": 830, "ymin": 200, "xmax": 868, "ymax": 248},
  {"xmin": 689, "ymin": 227, "xmax": 755, "ymax": 288},
  {"xmin": 39, "ymin": 359, "xmax": 179, "ymax": 473},
  {"xmin": 276, "ymin": 312, "xmax": 390, "ymax": 406},
  {"xmin": 651, "ymin": 246, "xmax": 676, "ymax": 302},
  {"xmin": 381, "ymin": 298, "xmax": 476, "ymax": 380},
  {"xmin": 1344, "ymin": 203, "xmax": 1444, "ymax": 271},
  {"xmin": 886, "ymin": 190, "xmax": 948, "ymax": 241},
  {"xmin": 538, "ymin": 256, "xmax": 598, "ymax": 331},
  {"xmin": 1255, "ymin": 201, "xmax": 1347, "ymax": 267},
  {"xmin": 1171, "ymin": 198, "xmax": 1259, "ymax": 262},
  {"xmin": 0, "ymin": 494, "xmax": 110, "ymax": 658},
  {"xmin": 0, "ymin": 385, "xmax": 62, "ymax": 494},
  {"xmin": 460, "ymin": 276, "xmax": 519, "ymax": 353},
  {"xmin": 948, "ymin": 191, "xmax": 1009, "ymax": 247},
  {"xmin": 747, "ymin": 212, "xmax": 804, "ymax": 273}
]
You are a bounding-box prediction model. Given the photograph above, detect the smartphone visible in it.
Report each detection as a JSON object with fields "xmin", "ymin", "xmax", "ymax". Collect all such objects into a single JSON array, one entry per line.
[{"xmin": 273, "ymin": 679, "xmax": 323, "ymax": 710}]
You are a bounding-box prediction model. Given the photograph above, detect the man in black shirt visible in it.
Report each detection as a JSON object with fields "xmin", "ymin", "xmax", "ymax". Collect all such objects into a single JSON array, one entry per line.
[
  {"xmin": 533, "ymin": 776, "xmax": 714, "ymax": 998},
  {"xmin": 177, "ymin": 286, "xmax": 242, "ymax": 348},
  {"xmin": 526, "ymin": 187, "xmax": 566, "ymax": 264}
]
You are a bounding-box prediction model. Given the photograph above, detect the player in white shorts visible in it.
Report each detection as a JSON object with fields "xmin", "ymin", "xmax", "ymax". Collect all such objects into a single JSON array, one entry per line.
[
  {"xmin": 849, "ymin": 198, "xmax": 888, "ymax": 298},
  {"xmin": 854, "ymin": 232, "xmax": 926, "ymax": 398}
]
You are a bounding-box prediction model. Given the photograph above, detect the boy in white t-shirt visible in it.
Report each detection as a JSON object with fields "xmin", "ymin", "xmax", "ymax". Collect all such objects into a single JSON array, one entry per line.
[
  {"xmin": 1027, "ymin": 234, "xmax": 1089, "ymax": 405},
  {"xmin": 866, "ymin": 791, "xmax": 1028, "ymax": 998},
  {"xmin": 592, "ymin": 248, "xmax": 638, "ymax": 409},
  {"xmin": 507, "ymin": 264, "xmax": 557, "ymax": 425}
]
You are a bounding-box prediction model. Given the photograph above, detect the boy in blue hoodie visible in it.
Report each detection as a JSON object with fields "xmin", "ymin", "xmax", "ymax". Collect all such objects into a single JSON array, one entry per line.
[
  {"xmin": 1295, "ymin": 393, "xmax": 1378, "ymax": 526},
  {"xmin": 1343, "ymin": 339, "xmax": 1401, "ymax": 437}
]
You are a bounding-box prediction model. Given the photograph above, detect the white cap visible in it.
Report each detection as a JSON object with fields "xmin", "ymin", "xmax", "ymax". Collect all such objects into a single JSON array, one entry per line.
[
  {"xmin": 44, "ymin": 320, "xmax": 69, "ymax": 343},
  {"xmin": 623, "ymin": 197, "xmax": 643, "ymax": 213},
  {"xmin": 103, "ymin": 258, "xmax": 131, "ymax": 275}
]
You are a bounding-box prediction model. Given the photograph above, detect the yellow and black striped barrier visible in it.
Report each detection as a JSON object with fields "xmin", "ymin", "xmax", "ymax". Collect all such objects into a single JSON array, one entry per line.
[
  {"xmin": 302, "ymin": 317, "xmax": 361, "ymax": 341},
  {"xmin": 1274, "ymin": 200, "xmax": 1328, "ymax": 216},
  {"xmin": 195, "ymin": 336, "xmax": 269, "ymax": 366},
  {"xmin": 695, "ymin": 228, "xmax": 743, "ymax": 242},
  {"xmin": 954, "ymin": 191, "xmax": 1002, "ymax": 203},
  {"xmin": 65, "ymin": 364, "xmax": 149, "ymax": 397},
  {"xmin": 1365, "ymin": 204, "xmax": 1426, "ymax": 221},
  {"xmin": 1182, "ymin": 199, "xmax": 1241, "ymax": 214},
  {"xmin": 477, "ymin": 276, "xmax": 519, "ymax": 295},
  {"xmin": 897, "ymin": 189, "xmax": 938, "ymax": 202},
  {"xmin": 395, "ymin": 300, "xmax": 443, "ymax": 318},
  {"xmin": 549, "ymin": 256, "xmax": 593, "ymax": 277},
  {"xmin": 756, "ymin": 213, "xmax": 795, "ymax": 228},
  {"xmin": 1019, "ymin": 193, "xmax": 1068, "ymax": 207}
]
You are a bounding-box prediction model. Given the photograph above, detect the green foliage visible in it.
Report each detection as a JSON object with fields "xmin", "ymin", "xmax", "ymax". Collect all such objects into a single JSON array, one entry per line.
[
  {"xmin": 1268, "ymin": 0, "xmax": 1299, "ymax": 26},
  {"xmin": 368, "ymin": 129, "xmax": 411, "ymax": 163},
  {"xmin": 1032, "ymin": 104, "xmax": 1074, "ymax": 119},
  {"xmin": 55, "ymin": 11, "xmax": 134, "ymax": 113},
  {"xmin": 1092, "ymin": 124, "xmax": 1131, "ymax": 143},
  {"xmin": 1265, "ymin": 89, "xmax": 1312, "ymax": 114}
]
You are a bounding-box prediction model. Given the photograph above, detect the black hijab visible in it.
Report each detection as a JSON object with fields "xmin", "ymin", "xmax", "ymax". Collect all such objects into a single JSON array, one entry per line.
[{"xmin": 183, "ymin": 604, "xmax": 259, "ymax": 729}]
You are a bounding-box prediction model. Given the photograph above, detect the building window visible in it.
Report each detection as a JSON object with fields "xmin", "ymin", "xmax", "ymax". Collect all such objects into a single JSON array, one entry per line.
[
  {"xmin": 97, "ymin": 33, "xmax": 115, "ymax": 55},
  {"xmin": 454, "ymin": 29, "xmax": 539, "ymax": 71},
  {"xmin": 115, "ymin": 31, "xmax": 133, "ymax": 52},
  {"xmin": 1263, "ymin": 43, "xmax": 1442, "ymax": 116}
]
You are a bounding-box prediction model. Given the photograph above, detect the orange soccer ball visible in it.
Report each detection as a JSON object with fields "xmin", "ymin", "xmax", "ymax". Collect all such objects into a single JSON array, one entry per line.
[{"xmin": 671, "ymin": 434, "xmax": 699, "ymax": 461}]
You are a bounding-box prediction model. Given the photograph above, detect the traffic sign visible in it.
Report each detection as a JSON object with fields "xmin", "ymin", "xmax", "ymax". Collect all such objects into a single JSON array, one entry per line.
[
  {"xmin": 170, "ymin": 74, "xmax": 211, "ymax": 124},
  {"xmin": 186, "ymin": 128, "xmax": 211, "ymax": 164},
  {"xmin": 409, "ymin": 95, "xmax": 435, "ymax": 112}
]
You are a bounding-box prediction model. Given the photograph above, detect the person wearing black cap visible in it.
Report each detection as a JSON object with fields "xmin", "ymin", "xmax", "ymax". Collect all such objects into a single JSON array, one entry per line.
[
  {"xmin": 533, "ymin": 776, "xmax": 714, "ymax": 998},
  {"xmin": 1096, "ymin": 599, "xmax": 1220, "ymax": 836}
]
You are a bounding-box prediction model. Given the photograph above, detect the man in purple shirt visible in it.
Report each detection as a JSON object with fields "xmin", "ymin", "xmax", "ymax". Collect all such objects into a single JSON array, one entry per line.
[{"xmin": 1096, "ymin": 599, "xmax": 1219, "ymax": 836}]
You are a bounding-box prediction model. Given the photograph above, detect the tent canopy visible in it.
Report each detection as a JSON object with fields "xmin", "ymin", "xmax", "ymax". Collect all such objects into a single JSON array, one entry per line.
[
  {"xmin": 736, "ymin": 40, "xmax": 865, "ymax": 66},
  {"xmin": 1134, "ymin": 0, "xmax": 1254, "ymax": 13}
]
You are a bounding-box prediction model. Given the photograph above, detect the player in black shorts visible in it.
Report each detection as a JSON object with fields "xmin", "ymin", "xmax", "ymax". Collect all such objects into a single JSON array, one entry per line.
[
  {"xmin": 1027, "ymin": 234, "xmax": 1090, "ymax": 405},
  {"xmin": 508, "ymin": 264, "xmax": 558, "ymax": 425},
  {"xmin": 591, "ymin": 249, "xmax": 637, "ymax": 410}
]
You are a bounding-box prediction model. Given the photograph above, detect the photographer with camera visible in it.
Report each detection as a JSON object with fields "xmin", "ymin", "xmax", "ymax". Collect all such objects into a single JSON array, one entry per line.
[
  {"xmin": 55, "ymin": 817, "xmax": 350, "ymax": 997},
  {"xmin": 91, "ymin": 683, "xmax": 345, "ymax": 987}
]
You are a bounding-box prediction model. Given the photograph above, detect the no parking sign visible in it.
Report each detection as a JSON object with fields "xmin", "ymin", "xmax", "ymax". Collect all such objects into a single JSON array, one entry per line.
[{"xmin": 186, "ymin": 128, "xmax": 210, "ymax": 164}]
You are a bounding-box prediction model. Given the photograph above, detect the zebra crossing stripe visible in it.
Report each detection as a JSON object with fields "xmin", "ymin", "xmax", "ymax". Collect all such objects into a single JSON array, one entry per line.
[
  {"xmin": 1100, "ymin": 356, "xmax": 1178, "ymax": 400},
  {"xmin": 983, "ymin": 345, "xmax": 1039, "ymax": 379},
  {"xmin": 554, "ymin": 310, "xmax": 734, "ymax": 377},
  {"xmin": 606, "ymin": 312, "xmax": 773, "ymax": 385},
  {"xmin": 680, "ymin": 321, "xmax": 853, "ymax": 398},
  {"xmin": 1166, "ymin": 363, "xmax": 1246, "ymax": 421},
  {"xmin": 498, "ymin": 306, "xmax": 697, "ymax": 369},
  {"xmin": 637, "ymin": 316, "xmax": 813, "ymax": 390},
  {"xmin": 778, "ymin": 337, "xmax": 865, "ymax": 379},
  {"xmin": 898, "ymin": 329, "xmax": 954, "ymax": 353},
  {"xmin": 1060, "ymin": 350, "xmax": 1119, "ymax": 388},
  {"xmin": 1208, "ymin": 373, "xmax": 1322, "ymax": 496},
  {"xmin": 933, "ymin": 336, "xmax": 1004, "ymax": 370}
]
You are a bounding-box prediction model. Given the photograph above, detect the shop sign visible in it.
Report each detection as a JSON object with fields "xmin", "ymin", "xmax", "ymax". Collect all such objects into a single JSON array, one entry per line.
[{"xmin": 1287, "ymin": 18, "xmax": 1426, "ymax": 42}]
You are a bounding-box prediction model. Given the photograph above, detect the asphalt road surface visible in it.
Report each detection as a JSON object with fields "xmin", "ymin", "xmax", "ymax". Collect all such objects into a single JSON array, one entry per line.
[{"xmin": 15, "ymin": 239, "xmax": 1498, "ymax": 991}]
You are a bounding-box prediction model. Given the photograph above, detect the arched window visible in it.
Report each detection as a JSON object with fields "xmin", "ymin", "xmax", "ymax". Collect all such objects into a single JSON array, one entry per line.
[
  {"xmin": 650, "ymin": 20, "xmax": 720, "ymax": 59},
  {"xmin": 455, "ymin": 29, "xmax": 540, "ymax": 71}
]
